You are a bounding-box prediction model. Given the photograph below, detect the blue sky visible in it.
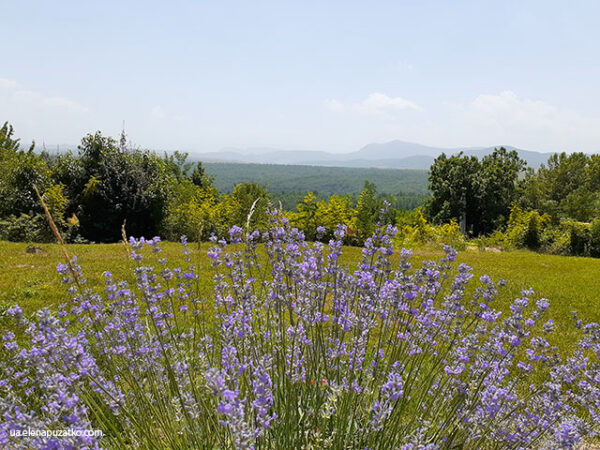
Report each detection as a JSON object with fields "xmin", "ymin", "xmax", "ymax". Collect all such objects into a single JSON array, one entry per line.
[{"xmin": 1, "ymin": 1, "xmax": 599, "ymax": 153}]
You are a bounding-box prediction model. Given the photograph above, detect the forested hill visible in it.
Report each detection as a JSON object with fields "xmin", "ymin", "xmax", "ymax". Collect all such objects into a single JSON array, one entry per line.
[{"xmin": 202, "ymin": 162, "xmax": 429, "ymax": 195}]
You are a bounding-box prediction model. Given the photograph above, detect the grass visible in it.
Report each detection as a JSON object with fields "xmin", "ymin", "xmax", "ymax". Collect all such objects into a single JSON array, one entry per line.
[
  {"xmin": 1, "ymin": 240, "xmax": 600, "ymax": 351},
  {"xmin": 2, "ymin": 240, "xmax": 600, "ymax": 446}
]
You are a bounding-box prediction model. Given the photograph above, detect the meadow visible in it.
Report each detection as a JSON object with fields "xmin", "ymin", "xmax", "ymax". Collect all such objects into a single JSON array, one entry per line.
[
  {"xmin": 2, "ymin": 240, "xmax": 599, "ymax": 352},
  {"xmin": 3, "ymin": 227, "xmax": 600, "ymax": 448}
]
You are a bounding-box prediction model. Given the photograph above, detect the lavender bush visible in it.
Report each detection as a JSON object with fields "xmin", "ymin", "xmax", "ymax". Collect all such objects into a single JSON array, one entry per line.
[{"xmin": 2, "ymin": 208, "xmax": 600, "ymax": 449}]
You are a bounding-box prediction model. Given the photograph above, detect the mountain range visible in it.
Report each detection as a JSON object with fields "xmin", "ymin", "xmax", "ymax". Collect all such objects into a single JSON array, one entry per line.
[{"xmin": 190, "ymin": 140, "xmax": 556, "ymax": 169}]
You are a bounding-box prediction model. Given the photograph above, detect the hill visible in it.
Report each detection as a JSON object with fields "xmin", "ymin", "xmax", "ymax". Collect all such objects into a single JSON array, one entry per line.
[{"xmin": 191, "ymin": 140, "xmax": 557, "ymax": 169}]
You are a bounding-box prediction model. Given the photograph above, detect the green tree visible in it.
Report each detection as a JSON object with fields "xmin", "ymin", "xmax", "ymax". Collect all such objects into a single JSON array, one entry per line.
[
  {"xmin": 190, "ymin": 161, "xmax": 213, "ymax": 189},
  {"xmin": 425, "ymin": 148, "xmax": 524, "ymax": 236},
  {"xmin": 0, "ymin": 122, "xmax": 50, "ymax": 217},
  {"xmin": 72, "ymin": 132, "xmax": 173, "ymax": 242},
  {"xmin": 163, "ymin": 151, "xmax": 194, "ymax": 181},
  {"xmin": 294, "ymin": 192, "xmax": 319, "ymax": 240},
  {"xmin": 355, "ymin": 181, "xmax": 380, "ymax": 242},
  {"xmin": 518, "ymin": 152, "xmax": 600, "ymax": 222},
  {"xmin": 0, "ymin": 121, "xmax": 28, "ymax": 152},
  {"xmin": 478, "ymin": 148, "xmax": 526, "ymax": 232},
  {"xmin": 424, "ymin": 152, "xmax": 481, "ymax": 235},
  {"xmin": 224, "ymin": 182, "xmax": 271, "ymax": 231}
]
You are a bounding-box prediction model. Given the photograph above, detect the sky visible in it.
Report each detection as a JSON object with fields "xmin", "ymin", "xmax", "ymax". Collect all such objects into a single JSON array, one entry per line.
[{"xmin": 1, "ymin": 0, "xmax": 599, "ymax": 154}]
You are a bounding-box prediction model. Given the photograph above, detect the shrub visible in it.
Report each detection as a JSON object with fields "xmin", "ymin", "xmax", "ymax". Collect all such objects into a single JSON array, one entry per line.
[
  {"xmin": 162, "ymin": 180, "xmax": 220, "ymax": 241},
  {"xmin": 0, "ymin": 184, "xmax": 82, "ymax": 243},
  {"xmin": 68, "ymin": 132, "xmax": 173, "ymax": 242},
  {"xmin": 431, "ymin": 219, "xmax": 467, "ymax": 250},
  {"xmin": 396, "ymin": 210, "xmax": 466, "ymax": 250},
  {"xmin": 0, "ymin": 213, "xmax": 51, "ymax": 242},
  {"xmin": 289, "ymin": 193, "xmax": 357, "ymax": 244},
  {"xmin": 523, "ymin": 213, "xmax": 541, "ymax": 249},
  {"xmin": 224, "ymin": 183, "xmax": 271, "ymax": 231},
  {"xmin": 2, "ymin": 216, "xmax": 600, "ymax": 448},
  {"xmin": 590, "ymin": 219, "xmax": 600, "ymax": 258},
  {"xmin": 568, "ymin": 221, "xmax": 590, "ymax": 257},
  {"xmin": 540, "ymin": 225, "xmax": 571, "ymax": 256},
  {"xmin": 505, "ymin": 206, "xmax": 550, "ymax": 250},
  {"xmin": 0, "ymin": 123, "xmax": 52, "ymax": 218}
]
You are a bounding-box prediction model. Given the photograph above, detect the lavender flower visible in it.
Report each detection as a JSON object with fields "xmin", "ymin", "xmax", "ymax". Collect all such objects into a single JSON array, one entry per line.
[{"xmin": 1, "ymin": 213, "xmax": 598, "ymax": 449}]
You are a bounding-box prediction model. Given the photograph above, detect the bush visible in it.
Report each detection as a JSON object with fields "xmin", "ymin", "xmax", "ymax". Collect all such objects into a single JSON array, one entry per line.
[
  {"xmin": 0, "ymin": 123, "xmax": 52, "ymax": 218},
  {"xmin": 523, "ymin": 214, "xmax": 540, "ymax": 249},
  {"xmin": 65, "ymin": 132, "xmax": 173, "ymax": 242},
  {"xmin": 289, "ymin": 193, "xmax": 357, "ymax": 244},
  {"xmin": 0, "ymin": 184, "xmax": 82, "ymax": 243},
  {"xmin": 540, "ymin": 225, "xmax": 571, "ymax": 256},
  {"xmin": 568, "ymin": 221, "xmax": 590, "ymax": 256},
  {"xmin": 395, "ymin": 209, "xmax": 466, "ymax": 250},
  {"xmin": 0, "ymin": 213, "xmax": 52, "ymax": 242},
  {"xmin": 2, "ymin": 217, "xmax": 599, "ymax": 448},
  {"xmin": 505, "ymin": 206, "xmax": 550, "ymax": 250},
  {"xmin": 589, "ymin": 219, "xmax": 600, "ymax": 258},
  {"xmin": 162, "ymin": 180, "xmax": 220, "ymax": 241}
]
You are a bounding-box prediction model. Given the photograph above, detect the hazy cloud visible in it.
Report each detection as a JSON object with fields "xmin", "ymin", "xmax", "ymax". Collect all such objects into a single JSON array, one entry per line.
[
  {"xmin": 325, "ymin": 92, "xmax": 421, "ymax": 117},
  {"xmin": 449, "ymin": 91, "xmax": 600, "ymax": 152},
  {"xmin": 150, "ymin": 106, "xmax": 166, "ymax": 120},
  {"xmin": 356, "ymin": 93, "xmax": 421, "ymax": 115},
  {"xmin": 0, "ymin": 78, "xmax": 91, "ymax": 144},
  {"xmin": 323, "ymin": 99, "xmax": 345, "ymax": 113},
  {"xmin": 0, "ymin": 78, "xmax": 20, "ymax": 90},
  {"xmin": 0, "ymin": 78, "xmax": 88, "ymax": 113}
]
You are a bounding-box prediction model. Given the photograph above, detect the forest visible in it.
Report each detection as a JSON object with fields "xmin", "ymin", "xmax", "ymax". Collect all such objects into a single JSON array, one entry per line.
[
  {"xmin": 202, "ymin": 162, "xmax": 429, "ymax": 210},
  {"xmin": 2, "ymin": 121, "xmax": 600, "ymax": 257}
]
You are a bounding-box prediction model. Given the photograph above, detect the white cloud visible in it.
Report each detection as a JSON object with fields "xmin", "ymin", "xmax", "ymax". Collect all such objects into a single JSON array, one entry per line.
[
  {"xmin": 0, "ymin": 78, "xmax": 88, "ymax": 113},
  {"xmin": 323, "ymin": 98, "xmax": 345, "ymax": 113},
  {"xmin": 325, "ymin": 92, "xmax": 421, "ymax": 117},
  {"xmin": 150, "ymin": 106, "xmax": 166, "ymax": 120},
  {"xmin": 450, "ymin": 91, "xmax": 600, "ymax": 152},
  {"xmin": 13, "ymin": 90, "xmax": 88, "ymax": 113},
  {"xmin": 0, "ymin": 78, "xmax": 20, "ymax": 90},
  {"xmin": 355, "ymin": 92, "xmax": 421, "ymax": 115},
  {"xmin": 394, "ymin": 61, "xmax": 414, "ymax": 73},
  {"xmin": 0, "ymin": 78, "xmax": 91, "ymax": 144},
  {"xmin": 322, "ymin": 90, "xmax": 600, "ymax": 153}
]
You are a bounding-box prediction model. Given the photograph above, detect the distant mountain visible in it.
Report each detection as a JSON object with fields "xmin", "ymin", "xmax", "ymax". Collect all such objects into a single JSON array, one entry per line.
[
  {"xmin": 354, "ymin": 140, "xmax": 445, "ymax": 159},
  {"xmin": 37, "ymin": 139, "xmax": 558, "ymax": 169},
  {"xmin": 190, "ymin": 140, "xmax": 557, "ymax": 170}
]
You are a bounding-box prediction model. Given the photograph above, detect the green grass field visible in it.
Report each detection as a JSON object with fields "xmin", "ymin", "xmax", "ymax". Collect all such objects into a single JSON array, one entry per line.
[{"xmin": 1, "ymin": 240, "xmax": 599, "ymax": 351}]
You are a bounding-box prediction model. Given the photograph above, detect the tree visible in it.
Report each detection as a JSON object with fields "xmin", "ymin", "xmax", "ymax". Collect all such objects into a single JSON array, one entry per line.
[
  {"xmin": 0, "ymin": 122, "xmax": 50, "ymax": 217},
  {"xmin": 119, "ymin": 122, "xmax": 128, "ymax": 152},
  {"xmin": 355, "ymin": 181, "xmax": 380, "ymax": 242},
  {"xmin": 518, "ymin": 152, "xmax": 600, "ymax": 222},
  {"xmin": 0, "ymin": 121, "xmax": 28, "ymax": 152},
  {"xmin": 163, "ymin": 151, "xmax": 193, "ymax": 181},
  {"xmin": 425, "ymin": 148, "xmax": 524, "ymax": 236},
  {"xmin": 190, "ymin": 162, "xmax": 212, "ymax": 188},
  {"xmin": 224, "ymin": 182, "xmax": 271, "ymax": 231},
  {"xmin": 293, "ymin": 192, "xmax": 319, "ymax": 240},
  {"xmin": 478, "ymin": 148, "xmax": 526, "ymax": 232},
  {"xmin": 72, "ymin": 132, "xmax": 173, "ymax": 242},
  {"xmin": 424, "ymin": 152, "xmax": 481, "ymax": 235}
]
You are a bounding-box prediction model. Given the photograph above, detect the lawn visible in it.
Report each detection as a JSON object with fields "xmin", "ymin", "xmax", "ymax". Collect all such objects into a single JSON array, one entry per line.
[
  {"xmin": 1, "ymin": 240, "xmax": 600, "ymax": 350},
  {"xmin": 2, "ymin": 239, "xmax": 600, "ymax": 447}
]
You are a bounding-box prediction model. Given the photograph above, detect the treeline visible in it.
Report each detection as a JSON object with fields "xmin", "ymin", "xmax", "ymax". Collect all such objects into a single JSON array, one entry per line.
[
  {"xmin": 270, "ymin": 190, "xmax": 429, "ymax": 212},
  {"xmin": 421, "ymin": 148, "xmax": 600, "ymax": 257},
  {"xmin": 0, "ymin": 123, "xmax": 399, "ymax": 244},
  {"xmin": 202, "ymin": 162, "xmax": 429, "ymax": 199},
  {"xmin": 4, "ymin": 120, "xmax": 600, "ymax": 257}
]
